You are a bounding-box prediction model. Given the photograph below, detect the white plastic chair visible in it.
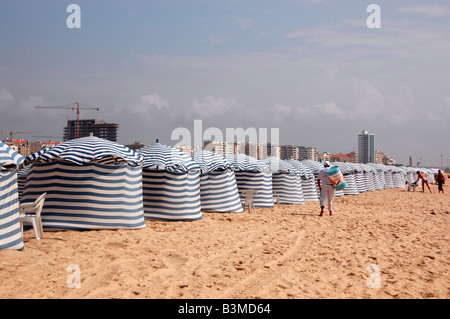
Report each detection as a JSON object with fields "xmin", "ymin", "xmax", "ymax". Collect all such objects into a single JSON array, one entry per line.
[
  {"xmin": 240, "ymin": 190, "xmax": 258, "ymax": 214},
  {"xmin": 19, "ymin": 192, "xmax": 46, "ymax": 241}
]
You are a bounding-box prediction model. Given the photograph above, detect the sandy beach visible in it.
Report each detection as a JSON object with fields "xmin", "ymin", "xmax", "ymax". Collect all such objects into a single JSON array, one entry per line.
[{"xmin": 1, "ymin": 186, "xmax": 449, "ymax": 299}]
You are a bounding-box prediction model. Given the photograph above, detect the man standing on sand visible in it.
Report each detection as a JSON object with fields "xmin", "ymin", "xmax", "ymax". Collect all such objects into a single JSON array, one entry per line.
[
  {"xmin": 415, "ymin": 171, "xmax": 432, "ymax": 193},
  {"xmin": 436, "ymin": 170, "xmax": 445, "ymax": 193},
  {"xmin": 318, "ymin": 161, "xmax": 334, "ymax": 216}
]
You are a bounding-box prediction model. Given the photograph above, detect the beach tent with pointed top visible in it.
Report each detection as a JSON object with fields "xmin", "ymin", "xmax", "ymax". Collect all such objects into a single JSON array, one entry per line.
[
  {"xmin": 391, "ymin": 166, "xmax": 407, "ymax": 188},
  {"xmin": 137, "ymin": 142, "xmax": 203, "ymax": 221},
  {"xmin": 346, "ymin": 163, "xmax": 367, "ymax": 193},
  {"xmin": 286, "ymin": 160, "xmax": 318, "ymax": 202},
  {"xmin": 21, "ymin": 136, "xmax": 145, "ymax": 230},
  {"xmin": 227, "ymin": 154, "xmax": 274, "ymax": 208},
  {"xmin": 367, "ymin": 163, "xmax": 386, "ymax": 190},
  {"xmin": 191, "ymin": 150, "xmax": 243, "ymax": 213},
  {"xmin": 331, "ymin": 162, "xmax": 359, "ymax": 196},
  {"xmin": 357, "ymin": 164, "xmax": 376, "ymax": 191},
  {"xmin": 0, "ymin": 141, "xmax": 25, "ymax": 250},
  {"xmin": 262, "ymin": 157, "xmax": 304, "ymax": 204},
  {"xmin": 383, "ymin": 165, "xmax": 395, "ymax": 188}
]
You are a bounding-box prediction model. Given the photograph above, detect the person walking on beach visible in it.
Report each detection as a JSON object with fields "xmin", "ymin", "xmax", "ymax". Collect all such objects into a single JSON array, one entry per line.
[
  {"xmin": 415, "ymin": 171, "xmax": 432, "ymax": 193},
  {"xmin": 436, "ymin": 170, "xmax": 445, "ymax": 193},
  {"xmin": 318, "ymin": 161, "xmax": 334, "ymax": 216}
]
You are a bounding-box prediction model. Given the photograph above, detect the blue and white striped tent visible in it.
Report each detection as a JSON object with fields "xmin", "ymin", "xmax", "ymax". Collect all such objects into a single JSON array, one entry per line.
[
  {"xmin": 286, "ymin": 160, "xmax": 318, "ymax": 202},
  {"xmin": 383, "ymin": 165, "xmax": 395, "ymax": 188},
  {"xmin": 358, "ymin": 164, "xmax": 376, "ymax": 191},
  {"xmin": 262, "ymin": 157, "xmax": 304, "ymax": 204},
  {"xmin": 346, "ymin": 163, "xmax": 367, "ymax": 193},
  {"xmin": 392, "ymin": 166, "xmax": 407, "ymax": 188},
  {"xmin": 137, "ymin": 142, "xmax": 203, "ymax": 221},
  {"xmin": 21, "ymin": 136, "xmax": 146, "ymax": 230},
  {"xmin": 227, "ymin": 154, "xmax": 274, "ymax": 208},
  {"xmin": 331, "ymin": 162, "xmax": 359, "ymax": 196},
  {"xmin": 0, "ymin": 141, "xmax": 25, "ymax": 250},
  {"xmin": 367, "ymin": 163, "xmax": 386, "ymax": 190},
  {"xmin": 192, "ymin": 150, "xmax": 243, "ymax": 213}
]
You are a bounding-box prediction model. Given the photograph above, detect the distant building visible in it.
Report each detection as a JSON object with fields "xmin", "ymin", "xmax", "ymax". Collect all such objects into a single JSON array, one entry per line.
[
  {"xmin": 280, "ymin": 145, "xmax": 299, "ymax": 161},
  {"xmin": 358, "ymin": 130, "xmax": 375, "ymax": 163},
  {"xmin": 330, "ymin": 153, "xmax": 350, "ymax": 163},
  {"xmin": 298, "ymin": 146, "xmax": 318, "ymax": 161},
  {"xmin": 63, "ymin": 119, "xmax": 119, "ymax": 142},
  {"xmin": 347, "ymin": 151, "xmax": 358, "ymax": 163}
]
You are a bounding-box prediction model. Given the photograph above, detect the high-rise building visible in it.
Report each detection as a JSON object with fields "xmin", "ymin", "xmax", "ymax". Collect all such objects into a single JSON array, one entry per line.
[
  {"xmin": 63, "ymin": 119, "xmax": 119, "ymax": 142},
  {"xmin": 358, "ymin": 130, "xmax": 375, "ymax": 163}
]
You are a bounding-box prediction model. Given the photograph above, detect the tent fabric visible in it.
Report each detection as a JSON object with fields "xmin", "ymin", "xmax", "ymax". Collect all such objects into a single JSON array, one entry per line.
[
  {"xmin": 21, "ymin": 136, "xmax": 146, "ymax": 230},
  {"xmin": 0, "ymin": 141, "xmax": 25, "ymax": 251},
  {"xmin": 192, "ymin": 150, "xmax": 243, "ymax": 213},
  {"xmin": 38, "ymin": 136, "xmax": 143, "ymax": 166},
  {"xmin": 141, "ymin": 170, "xmax": 203, "ymax": 220},
  {"xmin": 358, "ymin": 164, "xmax": 376, "ymax": 191},
  {"xmin": 0, "ymin": 170, "xmax": 24, "ymax": 250},
  {"xmin": 227, "ymin": 154, "xmax": 274, "ymax": 208},
  {"xmin": 263, "ymin": 157, "xmax": 304, "ymax": 204},
  {"xmin": 139, "ymin": 142, "xmax": 199, "ymax": 173},
  {"xmin": 286, "ymin": 160, "xmax": 318, "ymax": 202},
  {"xmin": 21, "ymin": 161, "xmax": 146, "ymax": 230},
  {"xmin": 138, "ymin": 143, "xmax": 203, "ymax": 220},
  {"xmin": 1, "ymin": 142, "xmax": 25, "ymax": 169},
  {"xmin": 346, "ymin": 163, "xmax": 367, "ymax": 193}
]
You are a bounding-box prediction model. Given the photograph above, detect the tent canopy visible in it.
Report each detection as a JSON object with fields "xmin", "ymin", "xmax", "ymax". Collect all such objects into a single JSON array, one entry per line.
[
  {"xmin": 192, "ymin": 150, "xmax": 231, "ymax": 173},
  {"xmin": 35, "ymin": 136, "xmax": 143, "ymax": 166},
  {"xmin": 0, "ymin": 141, "xmax": 25, "ymax": 170},
  {"xmin": 138, "ymin": 142, "xmax": 199, "ymax": 172}
]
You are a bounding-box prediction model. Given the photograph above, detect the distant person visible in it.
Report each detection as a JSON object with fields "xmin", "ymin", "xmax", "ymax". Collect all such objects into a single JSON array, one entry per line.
[
  {"xmin": 436, "ymin": 170, "xmax": 445, "ymax": 193},
  {"xmin": 415, "ymin": 171, "xmax": 432, "ymax": 193},
  {"xmin": 318, "ymin": 161, "xmax": 334, "ymax": 216}
]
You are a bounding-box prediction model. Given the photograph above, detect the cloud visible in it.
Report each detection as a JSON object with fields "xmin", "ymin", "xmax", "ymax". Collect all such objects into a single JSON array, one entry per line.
[
  {"xmin": 140, "ymin": 93, "xmax": 169, "ymax": 110},
  {"xmin": 237, "ymin": 18, "xmax": 254, "ymax": 30},
  {"xmin": 315, "ymin": 101, "xmax": 344, "ymax": 117},
  {"xmin": 192, "ymin": 96, "xmax": 244, "ymax": 118},
  {"xmin": 0, "ymin": 88, "xmax": 14, "ymax": 101},
  {"xmin": 398, "ymin": 5, "xmax": 450, "ymax": 17}
]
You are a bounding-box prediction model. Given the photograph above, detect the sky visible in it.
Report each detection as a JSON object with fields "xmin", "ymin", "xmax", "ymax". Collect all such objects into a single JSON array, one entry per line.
[{"xmin": 1, "ymin": 0, "xmax": 449, "ymax": 168}]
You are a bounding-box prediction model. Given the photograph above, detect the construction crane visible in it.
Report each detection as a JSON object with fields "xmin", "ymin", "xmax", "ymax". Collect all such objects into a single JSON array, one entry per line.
[
  {"xmin": 35, "ymin": 102, "xmax": 100, "ymax": 138},
  {"xmin": 1, "ymin": 130, "xmax": 43, "ymax": 142}
]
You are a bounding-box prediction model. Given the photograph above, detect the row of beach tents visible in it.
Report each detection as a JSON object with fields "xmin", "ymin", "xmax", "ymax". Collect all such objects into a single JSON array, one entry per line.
[{"xmin": 0, "ymin": 137, "xmax": 442, "ymax": 250}]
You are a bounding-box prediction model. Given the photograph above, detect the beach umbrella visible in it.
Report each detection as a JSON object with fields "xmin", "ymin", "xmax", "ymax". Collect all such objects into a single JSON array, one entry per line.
[
  {"xmin": 192, "ymin": 150, "xmax": 243, "ymax": 213},
  {"xmin": 331, "ymin": 162, "xmax": 359, "ymax": 196},
  {"xmin": 0, "ymin": 141, "xmax": 25, "ymax": 250},
  {"xmin": 21, "ymin": 136, "xmax": 146, "ymax": 230},
  {"xmin": 286, "ymin": 160, "xmax": 318, "ymax": 202},
  {"xmin": 137, "ymin": 142, "xmax": 203, "ymax": 221},
  {"xmin": 262, "ymin": 157, "xmax": 304, "ymax": 204},
  {"xmin": 227, "ymin": 154, "xmax": 274, "ymax": 208}
]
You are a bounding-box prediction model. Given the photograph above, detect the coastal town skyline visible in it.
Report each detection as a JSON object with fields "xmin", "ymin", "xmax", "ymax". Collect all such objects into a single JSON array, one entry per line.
[{"xmin": 1, "ymin": 1, "xmax": 449, "ymax": 167}]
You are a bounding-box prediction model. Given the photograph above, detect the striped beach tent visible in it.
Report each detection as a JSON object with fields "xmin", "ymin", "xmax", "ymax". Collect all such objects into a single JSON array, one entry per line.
[
  {"xmin": 262, "ymin": 157, "xmax": 304, "ymax": 204},
  {"xmin": 347, "ymin": 163, "xmax": 367, "ymax": 193},
  {"xmin": 383, "ymin": 165, "xmax": 395, "ymax": 188},
  {"xmin": 302, "ymin": 160, "xmax": 344, "ymax": 197},
  {"xmin": 391, "ymin": 166, "xmax": 407, "ymax": 188},
  {"xmin": 192, "ymin": 150, "xmax": 243, "ymax": 213},
  {"xmin": 21, "ymin": 136, "xmax": 145, "ymax": 230},
  {"xmin": 137, "ymin": 142, "xmax": 203, "ymax": 221},
  {"xmin": 1, "ymin": 141, "xmax": 25, "ymax": 250},
  {"xmin": 357, "ymin": 164, "xmax": 376, "ymax": 191},
  {"xmin": 286, "ymin": 160, "xmax": 318, "ymax": 202},
  {"xmin": 331, "ymin": 162, "xmax": 359, "ymax": 196},
  {"xmin": 227, "ymin": 154, "xmax": 274, "ymax": 208},
  {"xmin": 368, "ymin": 163, "xmax": 386, "ymax": 190}
]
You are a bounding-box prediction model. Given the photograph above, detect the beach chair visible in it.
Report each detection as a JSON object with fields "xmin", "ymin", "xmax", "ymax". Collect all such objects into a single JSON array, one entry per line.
[
  {"xmin": 19, "ymin": 192, "xmax": 46, "ymax": 241},
  {"xmin": 240, "ymin": 190, "xmax": 258, "ymax": 214}
]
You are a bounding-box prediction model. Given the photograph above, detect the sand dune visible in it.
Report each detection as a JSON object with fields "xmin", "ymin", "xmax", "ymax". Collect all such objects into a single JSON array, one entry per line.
[{"xmin": 1, "ymin": 186, "xmax": 449, "ymax": 299}]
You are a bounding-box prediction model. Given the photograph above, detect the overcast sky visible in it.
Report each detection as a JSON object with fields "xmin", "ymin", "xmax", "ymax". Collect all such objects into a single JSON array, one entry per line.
[{"xmin": 1, "ymin": 0, "xmax": 449, "ymax": 167}]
